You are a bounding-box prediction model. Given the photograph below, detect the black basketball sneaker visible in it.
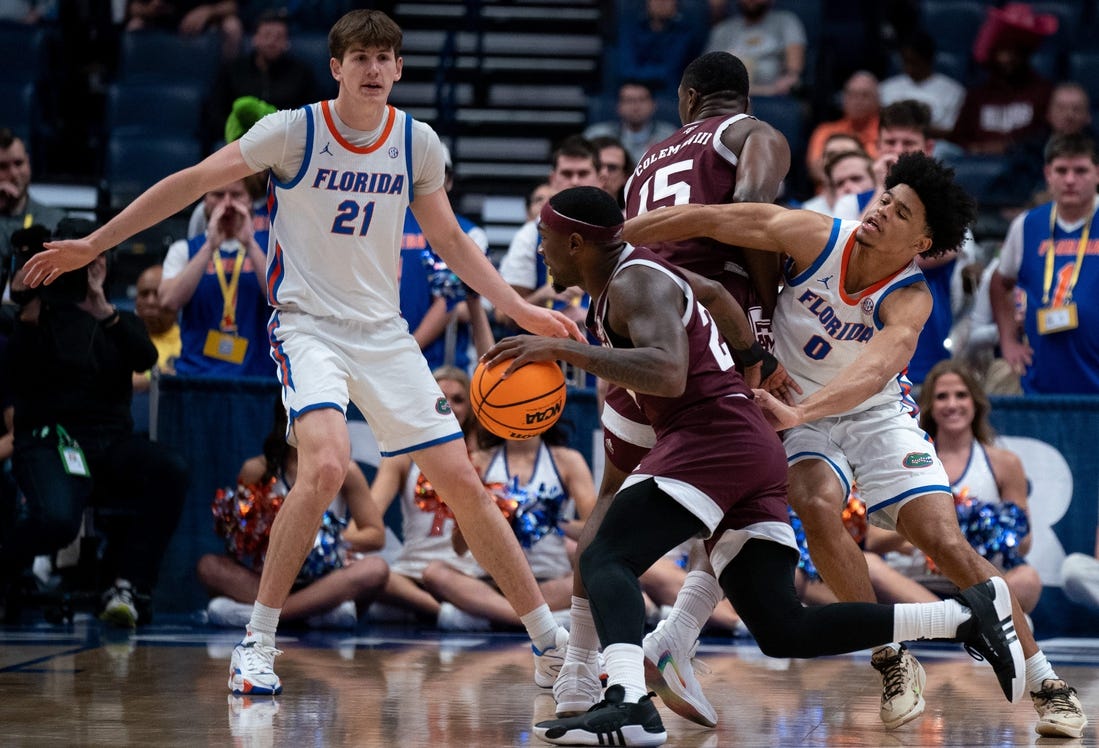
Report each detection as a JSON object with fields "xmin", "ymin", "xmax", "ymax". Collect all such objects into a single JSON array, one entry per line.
[
  {"xmin": 955, "ymin": 576, "xmax": 1025, "ymax": 703},
  {"xmin": 534, "ymin": 684, "xmax": 667, "ymax": 746}
]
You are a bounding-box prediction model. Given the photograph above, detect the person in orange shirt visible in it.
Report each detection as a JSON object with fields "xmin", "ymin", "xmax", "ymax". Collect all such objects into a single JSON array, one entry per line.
[{"xmin": 806, "ymin": 71, "xmax": 880, "ymax": 191}]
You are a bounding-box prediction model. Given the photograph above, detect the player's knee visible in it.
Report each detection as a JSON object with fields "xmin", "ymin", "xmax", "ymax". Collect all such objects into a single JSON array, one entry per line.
[
  {"xmin": 918, "ymin": 526, "xmax": 971, "ymax": 564},
  {"xmin": 788, "ymin": 490, "xmax": 836, "ymax": 521},
  {"xmin": 745, "ymin": 613, "xmax": 801, "ymax": 657},
  {"xmin": 579, "ymin": 540, "xmax": 615, "ymax": 589},
  {"xmin": 309, "ymin": 456, "xmax": 348, "ymax": 497}
]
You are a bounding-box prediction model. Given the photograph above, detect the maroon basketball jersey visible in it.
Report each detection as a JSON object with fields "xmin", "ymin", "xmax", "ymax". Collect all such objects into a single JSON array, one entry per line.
[
  {"xmin": 625, "ymin": 113, "xmax": 754, "ymax": 282},
  {"xmin": 588, "ymin": 246, "xmax": 751, "ymax": 435}
]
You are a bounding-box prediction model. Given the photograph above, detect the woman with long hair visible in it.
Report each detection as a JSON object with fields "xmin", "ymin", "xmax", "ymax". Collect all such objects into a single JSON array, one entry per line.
[{"xmin": 915, "ymin": 360, "xmax": 1042, "ymax": 612}]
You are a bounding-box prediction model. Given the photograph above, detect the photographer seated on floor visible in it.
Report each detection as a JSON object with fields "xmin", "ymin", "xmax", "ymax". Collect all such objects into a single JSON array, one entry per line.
[{"xmin": 0, "ymin": 220, "xmax": 189, "ymax": 626}]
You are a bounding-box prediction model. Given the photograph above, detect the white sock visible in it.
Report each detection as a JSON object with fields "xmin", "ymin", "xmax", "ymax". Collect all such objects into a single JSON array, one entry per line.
[
  {"xmin": 522, "ymin": 604, "xmax": 560, "ymax": 653},
  {"xmin": 665, "ymin": 570, "xmax": 722, "ymax": 641},
  {"xmin": 893, "ymin": 599, "xmax": 970, "ymax": 641},
  {"xmin": 564, "ymin": 596, "xmax": 600, "ymax": 667},
  {"xmin": 1025, "ymin": 651, "xmax": 1058, "ymax": 692},
  {"xmin": 248, "ymin": 601, "xmax": 281, "ymax": 639},
  {"xmin": 603, "ymin": 643, "xmax": 647, "ymax": 703}
]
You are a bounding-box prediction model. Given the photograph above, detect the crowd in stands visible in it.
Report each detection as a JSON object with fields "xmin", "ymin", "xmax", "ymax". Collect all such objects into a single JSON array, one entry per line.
[{"xmin": 1, "ymin": 0, "xmax": 1098, "ymax": 634}]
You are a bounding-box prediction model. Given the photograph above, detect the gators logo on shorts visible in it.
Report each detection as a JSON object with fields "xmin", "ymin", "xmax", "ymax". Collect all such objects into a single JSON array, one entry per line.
[
  {"xmin": 435, "ymin": 397, "xmax": 452, "ymax": 415},
  {"xmin": 902, "ymin": 452, "xmax": 934, "ymax": 468}
]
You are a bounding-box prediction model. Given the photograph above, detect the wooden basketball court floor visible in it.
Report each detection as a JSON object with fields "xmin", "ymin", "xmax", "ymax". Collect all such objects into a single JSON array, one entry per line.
[{"xmin": 1, "ymin": 617, "xmax": 1096, "ymax": 747}]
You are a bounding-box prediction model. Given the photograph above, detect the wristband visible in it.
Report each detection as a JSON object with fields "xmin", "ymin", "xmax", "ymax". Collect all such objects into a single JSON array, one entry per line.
[
  {"xmin": 735, "ymin": 341, "xmax": 766, "ymax": 368},
  {"xmin": 101, "ymin": 309, "xmax": 120, "ymax": 328},
  {"xmin": 760, "ymin": 351, "xmax": 778, "ymax": 381}
]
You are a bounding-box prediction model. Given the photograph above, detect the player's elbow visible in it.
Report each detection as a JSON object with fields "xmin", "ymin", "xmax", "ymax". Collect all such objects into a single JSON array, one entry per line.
[{"xmin": 652, "ymin": 364, "xmax": 687, "ymax": 398}]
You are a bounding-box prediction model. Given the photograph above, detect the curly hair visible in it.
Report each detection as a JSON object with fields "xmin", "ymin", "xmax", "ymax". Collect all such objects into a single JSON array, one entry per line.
[{"xmin": 884, "ymin": 152, "xmax": 976, "ymax": 257}]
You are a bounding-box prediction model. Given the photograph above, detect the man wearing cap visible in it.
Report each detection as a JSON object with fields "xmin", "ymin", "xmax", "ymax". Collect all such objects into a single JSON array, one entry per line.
[{"xmin": 952, "ymin": 2, "xmax": 1058, "ymax": 155}]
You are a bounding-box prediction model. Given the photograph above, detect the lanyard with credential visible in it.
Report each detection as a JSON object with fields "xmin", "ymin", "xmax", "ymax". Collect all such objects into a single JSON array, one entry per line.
[
  {"xmin": 213, "ymin": 245, "xmax": 245, "ymax": 330},
  {"xmin": 1043, "ymin": 205, "xmax": 1094, "ymax": 306}
]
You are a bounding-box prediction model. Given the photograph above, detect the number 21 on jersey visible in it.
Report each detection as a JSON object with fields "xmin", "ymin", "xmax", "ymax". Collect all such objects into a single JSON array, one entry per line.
[{"xmin": 332, "ymin": 199, "xmax": 376, "ymax": 236}]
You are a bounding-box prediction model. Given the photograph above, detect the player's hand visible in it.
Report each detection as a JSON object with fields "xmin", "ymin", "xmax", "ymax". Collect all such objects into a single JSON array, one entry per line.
[
  {"xmin": 24, "ymin": 239, "xmax": 99, "ymax": 288},
  {"xmin": 760, "ymin": 359, "xmax": 802, "ymax": 405},
  {"xmin": 741, "ymin": 361, "xmax": 763, "ymax": 388},
  {"xmin": 509, "ymin": 304, "xmax": 585, "ymax": 342},
  {"xmin": 751, "ymin": 388, "xmax": 804, "ymax": 432},
  {"xmin": 482, "ymin": 334, "xmax": 564, "ymax": 377}
]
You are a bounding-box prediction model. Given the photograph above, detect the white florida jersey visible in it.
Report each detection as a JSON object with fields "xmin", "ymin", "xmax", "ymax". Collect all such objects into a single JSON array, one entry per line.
[
  {"xmin": 256, "ymin": 102, "xmax": 435, "ymax": 325},
  {"xmin": 773, "ymin": 218, "xmax": 925, "ymax": 417}
]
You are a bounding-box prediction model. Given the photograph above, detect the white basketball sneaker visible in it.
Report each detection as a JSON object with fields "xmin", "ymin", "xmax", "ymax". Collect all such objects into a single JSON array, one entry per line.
[
  {"xmin": 228, "ymin": 630, "xmax": 283, "ymax": 695},
  {"xmin": 553, "ymin": 660, "xmax": 606, "ymax": 716},
  {"xmin": 533, "ymin": 626, "xmax": 569, "ymax": 688},
  {"xmin": 643, "ymin": 619, "xmax": 718, "ymax": 727},
  {"xmin": 871, "ymin": 644, "xmax": 926, "ymax": 729}
]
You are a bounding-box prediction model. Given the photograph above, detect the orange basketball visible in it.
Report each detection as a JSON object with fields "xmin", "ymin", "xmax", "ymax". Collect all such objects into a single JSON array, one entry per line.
[{"xmin": 471, "ymin": 358, "xmax": 567, "ymax": 440}]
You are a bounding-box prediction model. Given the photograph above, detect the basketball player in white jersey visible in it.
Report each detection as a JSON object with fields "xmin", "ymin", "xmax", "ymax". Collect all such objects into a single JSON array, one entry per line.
[
  {"xmin": 625, "ymin": 152, "xmax": 1087, "ymax": 738},
  {"xmin": 26, "ymin": 9, "xmax": 584, "ymax": 698}
]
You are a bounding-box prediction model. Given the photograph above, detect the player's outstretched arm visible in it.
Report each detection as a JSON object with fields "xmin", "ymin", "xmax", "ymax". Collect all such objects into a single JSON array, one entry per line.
[
  {"xmin": 25, "ymin": 143, "xmax": 257, "ymax": 288},
  {"xmin": 623, "ymin": 202, "xmax": 832, "ymax": 270}
]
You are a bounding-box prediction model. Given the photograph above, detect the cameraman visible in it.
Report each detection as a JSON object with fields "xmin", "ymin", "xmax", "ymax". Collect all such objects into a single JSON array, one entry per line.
[
  {"xmin": 0, "ymin": 129, "xmax": 68, "ymax": 299},
  {"xmin": 0, "ymin": 224, "xmax": 188, "ymax": 626}
]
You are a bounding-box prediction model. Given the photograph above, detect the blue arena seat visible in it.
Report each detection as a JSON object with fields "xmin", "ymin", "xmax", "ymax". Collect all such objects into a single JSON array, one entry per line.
[
  {"xmin": 921, "ymin": 1, "xmax": 988, "ymax": 58},
  {"xmin": 1069, "ymin": 51, "xmax": 1099, "ymax": 105},
  {"xmin": 0, "ymin": 24, "xmax": 50, "ymax": 85},
  {"xmin": 947, "ymin": 155, "xmax": 1009, "ymax": 205},
  {"xmin": 0, "ymin": 81, "xmax": 36, "ymax": 145},
  {"xmin": 750, "ymin": 95, "xmax": 805, "ymax": 158},
  {"xmin": 106, "ymin": 82, "xmax": 205, "ymax": 138},
  {"xmin": 291, "ymin": 31, "xmax": 337, "ymax": 99},
  {"xmin": 117, "ymin": 31, "xmax": 221, "ymax": 87},
  {"xmin": 1029, "ymin": 2, "xmax": 1082, "ymax": 52},
  {"xmin": 105, "ymin": 133, "xmax": 202, "ymax": 210}
]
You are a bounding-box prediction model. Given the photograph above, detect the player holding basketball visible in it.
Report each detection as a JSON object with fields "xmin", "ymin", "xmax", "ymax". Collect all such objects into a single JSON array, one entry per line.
[
  {"xmin": 624, "ymin": 154, "xmax": 1088, "ymax": 739},
  {"xmin": 24, "ymin": 9, "xmax": 583, "ymax": 696},
  {"xmin": 554, "ymin": 50, "xmax": 798, "ymax": 727},
  {"xmin": 485, "ymin": 185, "xmax": 1026, "ymax": 747}
]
